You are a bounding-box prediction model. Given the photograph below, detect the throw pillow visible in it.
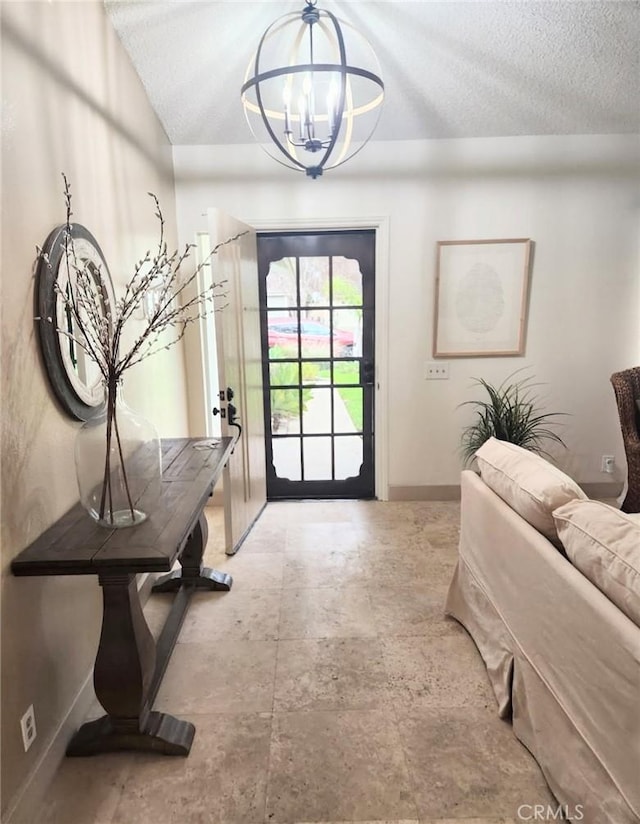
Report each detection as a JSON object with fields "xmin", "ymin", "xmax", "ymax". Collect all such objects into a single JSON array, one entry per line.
[
  {"xmin": 475, "ymin": 437, "xmax": 587, "ymax": 544},
  {"xmin": 553, "ymin": 500, "xmax": 640, "ymax": 626}
]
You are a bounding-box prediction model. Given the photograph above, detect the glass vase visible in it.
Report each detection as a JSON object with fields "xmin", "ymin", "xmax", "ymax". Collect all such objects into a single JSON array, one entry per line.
[{"xmin": 75, "ymin": 382, "xmax": 162, "ymax": 528}]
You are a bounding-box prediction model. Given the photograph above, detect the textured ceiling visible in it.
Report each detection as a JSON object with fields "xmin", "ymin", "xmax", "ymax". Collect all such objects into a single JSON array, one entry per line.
[{"xmin": 105, "ymin": 0, "xmax": 640, "ymax": 145}]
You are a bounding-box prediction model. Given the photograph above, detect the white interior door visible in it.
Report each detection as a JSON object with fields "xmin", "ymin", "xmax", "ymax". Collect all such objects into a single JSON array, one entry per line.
[{"xmin": 208, "ymin": 209, "xmax": 266, "ymax": 554}]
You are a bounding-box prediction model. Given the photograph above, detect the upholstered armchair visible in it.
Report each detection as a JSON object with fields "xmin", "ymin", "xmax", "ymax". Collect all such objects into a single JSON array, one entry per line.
[{"xmin": 610, "ymin": 366, "xmax": 640, "ymax": 513}]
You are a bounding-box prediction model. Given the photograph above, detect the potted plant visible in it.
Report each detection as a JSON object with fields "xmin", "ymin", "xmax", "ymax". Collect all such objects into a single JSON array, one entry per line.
[{"xmin": 459, "ymin": 370, "xmax": 566, "ymax": 466}]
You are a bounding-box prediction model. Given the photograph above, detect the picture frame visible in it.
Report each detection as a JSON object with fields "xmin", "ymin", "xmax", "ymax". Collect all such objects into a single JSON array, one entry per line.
[{"xmin": 433, "ymin": 238, "xmax": 532, "ymax": 358}]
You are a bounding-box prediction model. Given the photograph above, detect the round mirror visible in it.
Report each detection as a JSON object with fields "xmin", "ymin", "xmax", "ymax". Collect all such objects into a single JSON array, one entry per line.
[{"xmin": 35, "ymin": 223, "xmax": 115, "ymax": 421}]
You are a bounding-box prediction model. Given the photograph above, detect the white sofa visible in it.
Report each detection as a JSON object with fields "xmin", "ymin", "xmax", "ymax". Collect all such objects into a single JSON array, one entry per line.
[{"xmin": 445, "ymin": 439, "xmax": 640, "ymax": 824}]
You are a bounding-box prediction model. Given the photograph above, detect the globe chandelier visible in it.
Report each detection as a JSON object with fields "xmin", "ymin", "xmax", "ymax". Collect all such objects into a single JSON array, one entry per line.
[{"xmin": 241, "ymin": 1, "xmax": 384, "ymax": 179}]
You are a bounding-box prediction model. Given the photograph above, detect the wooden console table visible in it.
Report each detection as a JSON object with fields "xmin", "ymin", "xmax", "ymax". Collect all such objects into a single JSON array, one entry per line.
[{"xmin": 11, "ymin": 437, "xmax": 235, "ymax": 757}]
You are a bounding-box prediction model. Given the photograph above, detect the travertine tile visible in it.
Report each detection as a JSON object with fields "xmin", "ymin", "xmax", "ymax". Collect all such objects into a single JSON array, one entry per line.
[
  {"xmin": 283, "ymin": 546, "xmax": 369, "ymax": 588},
  {"xmin": 236, "ymin": 524, "xmax": 288, "ymax": 554},
  {"xmin": 274, "ymin": 638, "xmax": 388, "ymax": 711},
  {"xmin": 35, "ymin": 498, "xmax": 555, "ymax": 824},
  {"xmin": 357, "ymin": 524, "xmax": 437, "ymax": 550},
  {"xmin": 266, "ymin": 709, "xmax": 418, "ymax": 822},
  {"xmin": 178, "ymin": 589, "xmax": 281, "ymax": 642},
  {"xmin": 419, "ymin": 522, "xmax": 461, "ymax": 552},
  {"xmin": 154, "ymin": 639, "xmax": 277, "ymax": 714},
  {"xmin": 364, "ymin": 546, "xmax": 456, "ymax": 589},
  {"xmin": 294, "ymin": 820, "xmax": 419, "ymax": 824},
  {"xmin": 111, "ymin": 713, "xmax": 271, "ymax": 824},
  {"xmin": 34, "ymin": 753, "xmax": 132, "ymax": 824},
  {"xmin": 383, "ymin": 634, "xmax": 495, "ymax": 711},
  {"xmin": 398, "ymin": 708, "xmax": 554, "ymax": 820},
  {"xmin": 369, "ymin": 588, "xmax": 458, "ymax": 638},
  {"xmin": 286, "ymin": 521, "xmax": 363, "ymax": 551},
  {"xmin": 259, "ymin": 500, "xmax": 352, "ymax": 526},
  {"xmin": 279, "ymin": 586, "xmax": 377, "ymax": 639},
  {"xmin": 421, "ymin": 819, "xmax": 518, "ymax": 824},
  {"xmin": 352, "ymin": 501, "xmax": 460, "ymax": 528},
  {"xmin": 210, "ymin": 550, "xmax": 284, "ymax": 590},
  {"xmin": 356, "ymin": 522, "xmax": 428, "ymax": 547},
  {"xmin": 421, "ymin": 556, "xmax": 459, "ymax": 596},
  {"xmin": 143, "ymin": 591, "xmax": 174, "ymax": 639}
]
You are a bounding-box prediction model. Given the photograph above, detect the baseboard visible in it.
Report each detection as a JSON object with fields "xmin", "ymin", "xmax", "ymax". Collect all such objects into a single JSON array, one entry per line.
[
  {"xmin": 4, "ymin": 667, "xmax": 96, "ymax": 824},
  {"xmin": 4, "ymin": 573, "xmax": 156, "ymax": 823},
  {"xmin": 580, "ymin": 482, "xmax": 624, "ymax": 500},
  {"xmin": 388, "ymin": 485, "xmax": 461, "ymax": 501}
]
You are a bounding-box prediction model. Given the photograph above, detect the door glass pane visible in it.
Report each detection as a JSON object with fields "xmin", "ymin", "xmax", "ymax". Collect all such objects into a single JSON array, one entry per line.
[
  {"xmin": 301, "ymin": 360, "xmax": 325, "ymax": 386},
  {"xmin": 332, "ymin": 308, "xmax": 359, "ymax": 357},
  {"xmin": 332, "ymin": 256, "xmax": 363, "ymax": 306},
  {"xmin": 271, "ymin": 388, "xmax": 300, "ymax": 434},
  {"xmin": 303, "ymin": 437, "xmax": 332, "ymax": 480},
  {"xmin": 300, "ymin": 308, "xmax": 331, "ymax": 359},
  {"xmin": 270, "ymin": 360, "xmax": 299, "ymax": 388},
  {"xmin": 273, "ymin": 438, "xmax": 302, "ymax": 480},
  {"xmin": 333, "ymin": 360, "xmax": 359, "ymax": 385},
  {"xmin": 334, "ymin": 436, "xmax": 363, "ymax": 480},
  {"xmin": 300, "ymin": 257, "xmax": 329, "ymax": 307},
  {"xmin": 302, "ymin": 387, "xmax": 331, "ymax": 434},
  {"xmin": 334, "ymin": 387, "xmax": 362, "ymax": 433},
  {"xmin": 266, "ymin": 258, "xmax": 297, "ymax": 309},
  {"xmin": 268, "ymin": 309, "xmax": 299, "ymax": 359}
]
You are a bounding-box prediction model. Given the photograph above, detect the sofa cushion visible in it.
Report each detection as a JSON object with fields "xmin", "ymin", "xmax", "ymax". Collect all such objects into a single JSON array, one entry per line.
[
  {"xmin": 475, "ymin": 437, "xmax": 587, "ymax": 543},
  {"xmin": 553, "ymin": 500, "xmax": 640, "ymax": 626}
]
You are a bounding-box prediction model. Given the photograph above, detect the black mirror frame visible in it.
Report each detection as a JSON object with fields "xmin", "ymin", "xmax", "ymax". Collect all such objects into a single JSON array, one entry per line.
[{"xmin": 35, "ymin": 223, "xmax": 114, "ymax": 422}]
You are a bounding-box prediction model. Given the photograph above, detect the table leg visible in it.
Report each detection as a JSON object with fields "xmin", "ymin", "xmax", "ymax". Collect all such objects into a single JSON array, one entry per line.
[
  {"xmin": 66, "ymin": 572, "xmax": 194, "ymax": 756},
  {"xmin": 152, "ymin": 513, "xmax": 232, "ymax": 593}
]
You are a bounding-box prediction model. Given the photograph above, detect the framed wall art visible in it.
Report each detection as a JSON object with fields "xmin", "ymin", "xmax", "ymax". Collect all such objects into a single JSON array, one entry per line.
[{"xmin": 433, "ymin": 238, "xmax": 532, "ymax": 358}]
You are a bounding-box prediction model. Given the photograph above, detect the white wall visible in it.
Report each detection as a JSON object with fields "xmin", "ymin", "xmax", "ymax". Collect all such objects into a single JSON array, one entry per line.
[
  {"xmin": 174, "ymin": 134, "xmax": 639, "ymax": 495},
  {"xmin": 1, "ymin": 1, "xmax": 187, "ymax": 817}
]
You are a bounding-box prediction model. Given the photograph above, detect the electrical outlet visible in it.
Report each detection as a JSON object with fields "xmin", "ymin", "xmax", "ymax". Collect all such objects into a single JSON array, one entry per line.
[
  {"xmin": 20, "ymin": 705, "xmax": 36, "ymax": 752},
  {"xmin": 426, "ymin": 361, "xmax": 449, "ymax": 380},
  {"xmin": 601, "ymin": 455, "xmax": 615, "ymax": 474}
]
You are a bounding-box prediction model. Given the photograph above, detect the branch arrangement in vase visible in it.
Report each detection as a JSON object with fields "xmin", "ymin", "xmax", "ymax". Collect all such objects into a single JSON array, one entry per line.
[
  {"xmin": 37, "ymin": 174, "xmax": 244, "ymax": 384},
  {"xmin": 36, "ymin": 174, "xmax": 246, "ymax": 526}
]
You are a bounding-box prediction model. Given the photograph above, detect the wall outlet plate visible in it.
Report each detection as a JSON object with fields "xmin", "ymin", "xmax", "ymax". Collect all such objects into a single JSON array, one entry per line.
[
  {"xmin": 426, "ymin": 361, "xmax": 449, "ymax": 380},
  {"xmin": 20, "ymin": 705, "xmax": 36, "ymax": 752},
  {"xmin": 601, "ymin": 455, "xmax": 615, "ymax": 473}
]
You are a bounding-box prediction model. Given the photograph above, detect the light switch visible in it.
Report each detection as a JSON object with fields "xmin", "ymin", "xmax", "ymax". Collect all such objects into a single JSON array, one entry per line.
[{"xmin": 426, "ymin": 362, "xmax": 449, "ymax": 380}]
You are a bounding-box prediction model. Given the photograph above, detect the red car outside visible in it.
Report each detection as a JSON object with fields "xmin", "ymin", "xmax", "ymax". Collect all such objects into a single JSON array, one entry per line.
[{"xmin": 268, "ymin": 317, "xmax": 354, "ymax": 356}]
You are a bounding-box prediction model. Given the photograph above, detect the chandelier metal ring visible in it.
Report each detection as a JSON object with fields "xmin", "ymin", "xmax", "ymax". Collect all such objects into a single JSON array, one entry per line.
[{"xmin": 241, "ymin": 2, "xmax": 384, "ymax": 178}]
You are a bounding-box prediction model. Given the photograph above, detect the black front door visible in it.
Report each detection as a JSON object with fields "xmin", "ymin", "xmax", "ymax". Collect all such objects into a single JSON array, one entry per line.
[{"xmin": 258, "ymin": 231, "xmax": 375, "ymax": 500}]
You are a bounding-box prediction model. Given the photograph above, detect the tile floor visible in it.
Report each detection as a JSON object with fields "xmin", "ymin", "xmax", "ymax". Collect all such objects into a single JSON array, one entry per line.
[{"xmin": 35, "ymin": 500, "xmax": 554, "ymax": 824}]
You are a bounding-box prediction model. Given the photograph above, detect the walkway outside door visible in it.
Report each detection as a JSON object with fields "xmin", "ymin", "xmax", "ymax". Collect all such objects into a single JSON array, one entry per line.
[{"xmin": 258, "ymin": 231, "xmax": 375, "ymax": 500}]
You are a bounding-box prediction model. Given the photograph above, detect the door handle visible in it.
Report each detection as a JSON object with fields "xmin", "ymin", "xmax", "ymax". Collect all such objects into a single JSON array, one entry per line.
[
  {"xmin": 227, "ymin": 402, "xmax": 243, "ymax": 441},
  {"xmin": 360, "ymin": 361, "xmax": 375, "ymax": 385}
]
